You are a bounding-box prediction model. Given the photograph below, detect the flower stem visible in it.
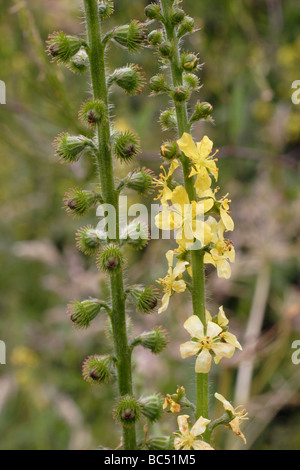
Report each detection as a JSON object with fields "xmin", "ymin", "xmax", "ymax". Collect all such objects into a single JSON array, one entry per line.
[
  {"xmin": 83, "ymin": 0, "xmax": 136, "ymax": 450},
  {"xmin": 160, "ymin": 0, "xmax": 209, "ymax": 432}
]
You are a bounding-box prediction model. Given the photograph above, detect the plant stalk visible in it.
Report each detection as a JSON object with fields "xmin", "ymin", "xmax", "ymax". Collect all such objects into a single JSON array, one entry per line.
[
  {"xmin": 160, "ymin": 0, "xmax": 209, "ymax": 430},
  {"xmin": 84, "ymin": 0, "xmax": 136, "ymax": 450}
]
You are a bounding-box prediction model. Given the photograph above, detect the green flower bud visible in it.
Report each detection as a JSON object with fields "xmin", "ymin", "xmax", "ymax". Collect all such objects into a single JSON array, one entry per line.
[
  {"xmin": 140, "ymin": 394, "xmax": 164, "ymax": 422},
  {"xmin": 147, "ymin": 437, "xmax": 172, "ymax": 451},
  {"xmin": 129, "ymin": 285, "xmax": 160, "ymax": 314},
  {"xmin": 177, "ymin": 16, "xmax": 195, "ymax": 39},
  {"xmin": 82, "ymin": 354, "xmax": 116, "ymax": 385},
  {"xmin": 108, "ymin": 64, "xmax": 145, "ymax": 96},
  {"xmin": 112, "ymin": 21, "xmax": 145, "ymax": 53},
  {"xmin": 149, "ymin": 74, "xmax": 170, "ymax": 94},
  {"xmin": 134, "ymin": 327, "xmax": 169, "ymax": 354},
  {"xmin": 145, "ymin": 3, "xmax": 161, "ymax": 20},
  {"xmin": 159, "ymin": 108, "xmax": 177, "ymax": 131},
  {"xmin": 183, "ymin": 73, "xmax": 200, "ymax": 91},
  {"xmin": 158, "ymin": 41, "xmax": 175, "ymax": 59},
  {"xmin": 181, "ymin": 52, "xmax": 199, "ymax": 72},
  {"xmin": 63, "ymin": 188, "xmax": 102, "ymax": 217},
  {"xmin": 113, "ymin": 130, "xmax": 141, "ymax": 163},
  {"xmin": 125, "ymin": 168, "xmax": 155, "ymax": 195},
  {"xmin": 79, "ymin": 98, "xmax": 108, "ymax": 127},
  {"xmin": 190, "ymin": 101, "xmax": 213, "ymax": 124},
  {"xmin": 121, "ymin": 220, "xmax": 150, "ymax": 250},
  {"xmin": 169, "ymin": 8, "xmax": 185, "ymax": 25},
  {"xmin": 96, "ymin": 244, "xmax": 125, "ymax": 275},
  {"xmin": 66, "ymin": 49, "xmax": 89, "ymax": 74},
  {"xmin": 113, "ymin": 395, "xmax": 141, "ymax": 428},
  {"xmin": 148, "ymin": 29, "xmax": 164, "ymax": 47},
  {"xmin": 75, "ymin": 225, "xmax": 105, "ymax": 255},
  {"xmin": 67, "ymin": 298, "xmax": 104, "ymax": 329},
  {"xmin": 53, "ymin": 133, "xmax": 93, "ymax": 164},
  {"xmin": 170, "ymin": 86, "xmax": 191, "ymax": 104},
  {"xmin": 98, "ymin": 0, "xmax": 114, "ymax": 19},
  {"xmin": 47, "ymin": 32, "xmax": 83, "ymax": 63},
  {"xmin": 160, "ymin": 141, "xmax": 179, "ymax": 160}
]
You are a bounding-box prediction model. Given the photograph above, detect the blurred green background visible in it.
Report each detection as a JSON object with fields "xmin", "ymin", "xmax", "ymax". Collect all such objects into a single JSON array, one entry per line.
[{"xmin": 0, "ymin": 0, "xmax": 299, "ymax": 450}]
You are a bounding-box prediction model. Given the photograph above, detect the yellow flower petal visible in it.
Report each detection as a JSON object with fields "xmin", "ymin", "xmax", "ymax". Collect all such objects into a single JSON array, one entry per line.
[
  {"xmin": 177, "ymin": 415, "xmax": 190, "ymax": 436},
  {"xmin": 191, "ymin": 416, "xmax": 211, "ymax": 437},
  {"xmin": 183, "ymin": 315, "xmax": 205, "ymax": 339},
  {"xmin": 195, "ymin": 349, "xmax": 212, "ymax": 374},
  {"xmin": 180, "ymin": 341, "xmax": 200, "ymax": 359},
  {"xmin": 177, "ymin": 133, "xmax": 199, "ymax": 160}
]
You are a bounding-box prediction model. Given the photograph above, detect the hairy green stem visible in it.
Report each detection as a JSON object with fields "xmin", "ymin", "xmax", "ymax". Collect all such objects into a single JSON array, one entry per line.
[
  {"xmin": 160, "ymin": 0, "xmax": 209, "ymax": 431},
  {"xmin": 84, "ymin": 0, "xmax": 136, "ymax": 450}
]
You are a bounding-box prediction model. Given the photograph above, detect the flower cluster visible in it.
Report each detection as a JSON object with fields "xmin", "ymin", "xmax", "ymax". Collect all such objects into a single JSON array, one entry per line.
[{"xmin": 155, "ymin": 133, "xmax": 236, "ymax": 314}]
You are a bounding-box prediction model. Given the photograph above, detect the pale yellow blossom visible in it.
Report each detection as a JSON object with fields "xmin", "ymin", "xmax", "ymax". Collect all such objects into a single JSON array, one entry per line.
[{"xmin": 174, "ymin": 415, "xmax": 214, "ymax": 450}]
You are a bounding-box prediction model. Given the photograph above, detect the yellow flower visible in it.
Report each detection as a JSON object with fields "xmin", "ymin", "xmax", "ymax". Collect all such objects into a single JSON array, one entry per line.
[
  {"xmin": 157, "ymin": 250, "xmax": 188, "ymax": 313},
  {"xmin": 215, "ymin": 393, "xmax": 248, "ymax": 444},
  {"xmin": 204, "ymin": 217, "xmax": 235, "ymax": 279},
  {"xmin": 153, "ymin": 159, "xmax": 180, "ymax": 204},
  {"xmin": 206, "ymin": 306, "xmax": 242, "ymax": 352},
  {"xmin": 163, "ymin": 395, "xmax": 181, "ymax": 413},
  {"xmin": 174, "ymin": 415, "xmax": 214, "ymax": 450},
  {"xmin": 177, "ymin": 133, "xmax": 218, "ymax": 186},
  {"xmin": 155, "ymin": 185, "xmax": 213, "ymax": 250},
  {"xmin": 180, "ymin": 316, "xmax": 237, "ymax": 373}
]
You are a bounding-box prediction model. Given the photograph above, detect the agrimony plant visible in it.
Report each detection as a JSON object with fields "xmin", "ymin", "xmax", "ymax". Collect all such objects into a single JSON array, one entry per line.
[
  {"xmin": 146, "ymin": 0, "xmax": 248, "ymax": 449},
  {"xmin": 47, "ymin": 0, "xmax": 166, "ymax": 450}
]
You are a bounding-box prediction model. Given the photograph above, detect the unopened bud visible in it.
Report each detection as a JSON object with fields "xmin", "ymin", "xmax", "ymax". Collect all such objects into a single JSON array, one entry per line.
[
  {"xmin": 67, "ymin": 299, "xmax": 104, "ymax": 329},
  {"xmin": 145, "ymin": 3, "xmax": 161, "ymax": 20},
  {"xmin": 82, "ymin": 354, "xmax": 116, "ymax": 385},
  {"xmin": 63, "ymin": 188, "xmax": 102, "ymax": 217},
  {"xmin": 140, "ymin": 394, "xmax": 164, "ymax": 422},
  {"xmin": 149, "ymin": 74, "xmax": 170, "ymax": 94},
  {"xmin": 108, "ymin": 64, "xmax": 146, "ymax": 96},
  {"xmin": 96, "ymin": 244, "xmax": 125, "ymax": 275},
  {"xmin": 125, "ymin": 168, "xmax": 155, "ymax": 195},
  {"xmin": 160, "ymin": 108, "xmax": 177, "ymax": 131},
  {"xmin": 148, "ymin": 29, "xmax": 164, "ymax": 47},
  {"xmin": 112, "ymin": 21, "xmax": 145, "ymax": 53},
  {"xmin": 158, "ymin": 41, "xmax": 175, "ymax": 59},
  {"xmin": 53, "ymin": 133, "xmax": 93, "ymax": 164},
  {"xmin": 76, "ymin": 225, "xmax": 105, "ymax": 255},
  {"xmin": 190, "ymin": 101, "xmax": 213, "ymax": 124},
  {"xmin": 98, "ymin": 0, "xmax": 114, "ymax": 19},
  {"xmin": 47, "ymin": 32, "xmax": 83, "ymax": 63},
  {"xmin": 177, "ymin": 16, "xmax": 195, "ymax": 39},
  {"xmin": 169, "ymin": 8, "xmax": 185, "ymax": 25},
  {"xmin": 113, "ymin": 395, "xmax": 141, "ymax": 428},
  {"xmin": 113, "ymin": 131, "xmax": 141, "ymax": 162},
  {"xmin": 160, "ymin": 141, "xmax": 179, "ymax": 160},
  {"xmin": 79, "ymin": 98, "xmax": 108, "ymax": 127}
]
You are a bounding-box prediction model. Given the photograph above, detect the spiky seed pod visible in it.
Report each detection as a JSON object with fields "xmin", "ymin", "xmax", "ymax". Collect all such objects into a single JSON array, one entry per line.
[
  {"xmin": 160, "ymin": 141, "xmax": 179, "ymax": 160},
  {"xmin": 148, "ymin": 29, "xmax": 164, "ymax": 47},
  {"xmin": 159, "ymin": 109, "xmax": 177, "ymax": 131},
  {"xmin": 112, "ymin": 21, "xmax": 145, "ymax": 53},
  {"xmin": 66, "ymin": 50, "xmax": 89, "ymax": 74},
  {"xmin": 98, "ymin": 0, "xmax": 114, "ymax": 19},
  {"xmin": 53, "ymin": 133, "xmax": 93, "ymax": 164},
  {"xmin": 147, "ymin": 437, "xmax": 172, "ymax": 451},
  {"xmin": 177, "ymin": 16, "xmax": 195, "ymax": 39},
  {"xmin": 183, "ymin": 73, "xmax": 200, "ymax": 91},
  {"xmin": 96, "ymin": 244, "xmax": 125, "ymax": 275},
  {"xmin": 190, "ymin": 101, "xmax": 214, "ymax": 124},
  {"xmin": 181, "ymin": 52, "xmax": 199, "ymax": 72},
  {"xmin": 144, "ymin": 3, "xmax": 161, "ymax": 20},
  {"xmin": 82, "ymin": 354, "xmax": 116, "ymax": 385},
  {"xmin": 105, "ymin": 315, "xmax": 133, "ymax": 343},
  {"xmin": 121, "ymin": 220, "xmax": 150, "ymax": 250},
  {"xmin": 113, "ymin": 131, "xmax": 141, "ymax": 163},
  {"xmin": 149, "ymin": 74, "xmax": 170, "ymax": 94},
  {"xmin": 125, "ymin": 168, "xmax": 155, "ymax": 195},
  {"xmin": 170, "ymin": 86, "xmax": 191, "ymax": 104},
  {"xmin": 158, "ymin": 41, "xmax": 175, "ymax": 59},
  {"xmin": 47, "ymin": 32, "xmax": 83, "ymax": 63},
  {"xmin": 63, "ymin": 188, "xmax": 102, "ymax": 217},
  {"xmin": 135, "ymin": 327, "xmax": 169, "ymax": 354},
  {"xmin": 169, "ymin": 8, "xmax": 185, "ymax": 25},
  {"xmin": 140, "ymin": 394, "xmax": 164, "ymax": 422},
  {"xmin": 79, "ymin": 99, "xmax": 108, "ymax": 127},
  {"xmin": 67, "ymin": 299, "xmax": 104, "ymax": 329},
  {"xmin": 75, "ymin": 225, "xmax": 105, "ymax": 255},
  {"xmin": 108, "ymin": 65, "xmax": 146, "ymax": 96},
  {"xmin": 112, "ymin": 395, "xmax": 141, "ymax": 428},
  {"xmin": 129, "ymin": 285, "xmax": 160, "ymax": 314}
]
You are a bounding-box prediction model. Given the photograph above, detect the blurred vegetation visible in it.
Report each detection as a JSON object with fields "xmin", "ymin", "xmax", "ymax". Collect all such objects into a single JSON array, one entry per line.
[{"xmin": 0, "ymin": 0, "xmax": 299, "ymax": 450}]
